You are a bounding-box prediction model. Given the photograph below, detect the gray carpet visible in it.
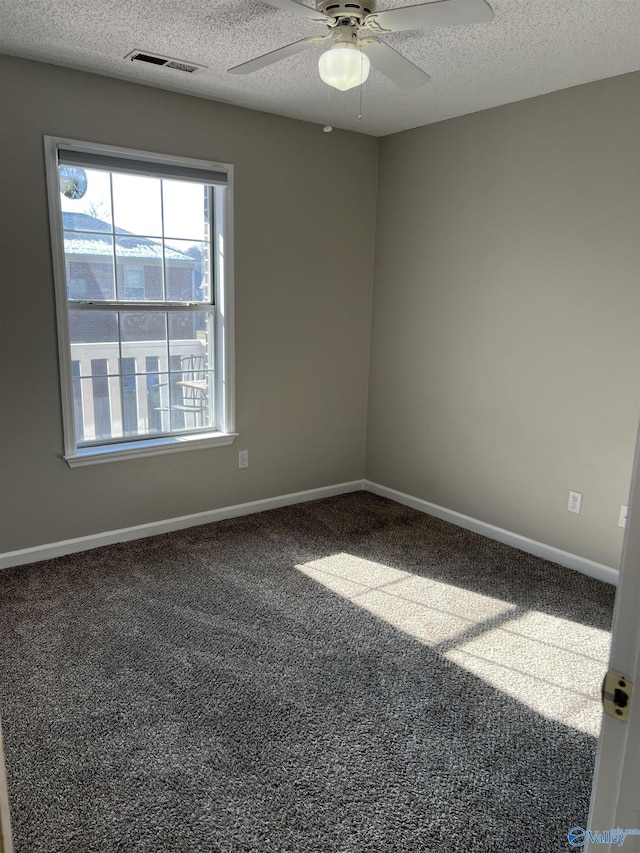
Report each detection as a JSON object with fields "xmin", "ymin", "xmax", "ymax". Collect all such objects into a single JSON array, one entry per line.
[{"xmin": 0, "ymin": 491, "xmax": 615, "ymax": 852}]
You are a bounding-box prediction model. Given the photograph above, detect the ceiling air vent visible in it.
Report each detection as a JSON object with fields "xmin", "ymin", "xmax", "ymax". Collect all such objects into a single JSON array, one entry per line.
[
  {"xmin": 165, "ymin": 61, "xmax": 198, "ymax": 73},
  {"xmin": 126, "ymin": 50, "xmax": 206, "ymax": 74},
  {"xmin": 130, "ymin": 52, "xmax": 167, "ymax": 66}
]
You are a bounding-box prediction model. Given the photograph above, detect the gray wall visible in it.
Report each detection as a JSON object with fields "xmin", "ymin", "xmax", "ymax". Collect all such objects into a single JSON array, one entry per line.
[
  {"xmin": 2, "ymin": 55, "xmax": 638, "ymax": 569},
  {"xmin": 0, "ymin": 55, "xmax": 377, "ymax": 552},
  {"xmin": 367, "ymin": 73, "xmax": 640, "ymax": 568}
]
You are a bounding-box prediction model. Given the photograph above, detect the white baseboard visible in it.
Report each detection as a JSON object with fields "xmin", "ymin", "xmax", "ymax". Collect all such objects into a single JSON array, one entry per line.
[
  {"xmin": 365, "ymin": 480, "xmax": 619, "ymax": 587},
  {"xmin": 1, "ymin": 478, "xmax": 619, "ymax": 586},
  {"xmin": 0, "ymin": 480, "xmax": 366, "ymax": 570}
]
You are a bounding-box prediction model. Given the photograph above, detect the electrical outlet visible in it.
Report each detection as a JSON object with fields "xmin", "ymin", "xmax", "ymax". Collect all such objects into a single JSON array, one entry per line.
[
  {"xmin": 238, "ymin": 450, "xmax": 249, "ymax": 469},
  {"xmin": 619, "ymin": 505, "xmax": 628, "ymax": 528},
  {"xmin": 568, "ymin": 490, "xmax": 582, "ymax": 514}
]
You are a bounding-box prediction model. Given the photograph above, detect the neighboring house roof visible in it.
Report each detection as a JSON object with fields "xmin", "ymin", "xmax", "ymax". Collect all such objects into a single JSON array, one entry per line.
[
  {"xmin": 62, "ymin": 212, "xmax": 197, "ymax": 262},
  {"xmin": 62, "ymin": 212, "xmax": 117, "ymax": 233}
]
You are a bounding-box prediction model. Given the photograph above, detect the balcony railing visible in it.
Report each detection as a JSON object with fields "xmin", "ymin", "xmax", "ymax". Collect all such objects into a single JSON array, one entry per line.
[{"xmin": 70, "ymin": 339, "xmax": 210, "ymax": 444}]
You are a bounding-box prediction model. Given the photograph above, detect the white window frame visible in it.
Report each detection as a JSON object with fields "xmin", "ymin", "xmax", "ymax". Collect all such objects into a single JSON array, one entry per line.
[{"xmin": 44, "ymin": 136, "xmax": 236, "ymax": 467}]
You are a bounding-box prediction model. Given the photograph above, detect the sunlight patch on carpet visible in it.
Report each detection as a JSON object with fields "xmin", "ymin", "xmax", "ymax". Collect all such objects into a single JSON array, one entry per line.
[
  {"xmin": 297, "ymin": 552, "xmax": 609, "ymax": 736},
  {"xmin": 446, "ymin": 611, "xmax": 609, "ymax": 736}
]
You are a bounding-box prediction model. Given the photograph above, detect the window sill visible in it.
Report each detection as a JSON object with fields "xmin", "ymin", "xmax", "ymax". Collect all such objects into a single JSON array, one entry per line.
[{"xmin": 64, "ymin": 432, "xmax": 238, "ymax": 467}]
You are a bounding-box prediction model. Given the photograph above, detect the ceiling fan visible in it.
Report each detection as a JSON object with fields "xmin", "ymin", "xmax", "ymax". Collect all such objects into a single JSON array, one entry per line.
[{"xmin": 228, "ymin": 0, "xmax": 494, "ymax": 92}]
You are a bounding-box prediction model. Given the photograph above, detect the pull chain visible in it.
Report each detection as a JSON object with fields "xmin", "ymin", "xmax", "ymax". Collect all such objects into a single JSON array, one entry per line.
[{"xmin": 357, "ymin": 47, "xmax": 365, "ymax": 125}]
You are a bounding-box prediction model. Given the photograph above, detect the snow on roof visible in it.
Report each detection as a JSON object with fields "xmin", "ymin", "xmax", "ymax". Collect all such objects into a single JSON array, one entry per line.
[{"xmin": 62, "ymin": 212, "xmax": 196, "ymax": 262}]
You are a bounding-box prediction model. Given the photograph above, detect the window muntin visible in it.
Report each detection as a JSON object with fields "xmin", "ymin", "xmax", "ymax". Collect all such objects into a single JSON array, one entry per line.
[{"xmin": 46, "ymin": 139, "xmax": 234, "ymax": 463}]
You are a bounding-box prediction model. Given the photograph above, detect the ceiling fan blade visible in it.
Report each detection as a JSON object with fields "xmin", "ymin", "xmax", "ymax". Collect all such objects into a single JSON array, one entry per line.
[
  {"xmin": 360, "ymin": 39, "xmax": 430, "ymax": 89},
  {"xmin": 228, "ymin": 35, "xmax": 330, "ymax": 74},
  {"xmin": 364, "ymin": 0, "xmax": 493, "ymax": 34},
  {"xmin": 258, "ymin": 0, "xmax": 333, "ymax": 23}
]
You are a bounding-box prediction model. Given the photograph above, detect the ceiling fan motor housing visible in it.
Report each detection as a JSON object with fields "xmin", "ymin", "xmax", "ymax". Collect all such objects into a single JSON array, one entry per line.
[{"xmin": 317, "ymin": 0, "xmax": 376, "ymax": 24}]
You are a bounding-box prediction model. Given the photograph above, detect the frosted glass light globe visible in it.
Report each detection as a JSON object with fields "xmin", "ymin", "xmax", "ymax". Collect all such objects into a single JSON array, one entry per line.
[{"xmin": 318, "ymin": 45, "xmax": 370, "ymax": 92}]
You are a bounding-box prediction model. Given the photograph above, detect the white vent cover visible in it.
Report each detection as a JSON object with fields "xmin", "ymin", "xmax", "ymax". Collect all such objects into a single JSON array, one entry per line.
[{"xmin": 125, "ymin": 49, "xmax": 206, "ymax": 74}]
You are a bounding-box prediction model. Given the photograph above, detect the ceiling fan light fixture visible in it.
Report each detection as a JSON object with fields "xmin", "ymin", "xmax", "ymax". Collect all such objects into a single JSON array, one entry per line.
[{"xmin": 318, "ymin": 43, "xmax": 370, "ymax": 91}]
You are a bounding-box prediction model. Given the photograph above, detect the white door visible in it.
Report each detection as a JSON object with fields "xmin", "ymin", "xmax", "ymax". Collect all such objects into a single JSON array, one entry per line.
[
  {"xmin": 586, "ymin": 422, "xmax": 640, "ymax": 852},
  {"xmin": 0, "ymin": 718, "xmax": 13, "ymax": 853}
]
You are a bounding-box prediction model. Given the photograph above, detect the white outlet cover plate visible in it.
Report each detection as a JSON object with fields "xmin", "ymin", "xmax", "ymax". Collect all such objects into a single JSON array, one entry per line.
[{"xmin": 568, "ymin": 490, "xmax": 582, "ymax": 514}]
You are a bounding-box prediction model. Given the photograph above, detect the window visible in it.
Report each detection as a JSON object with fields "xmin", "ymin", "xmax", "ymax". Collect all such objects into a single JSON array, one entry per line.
[
  {"xmin": 122, "ymin": 268, "xmax": 145, "ymax": 300},
  {"xmin": 45, "ymin": 137, "xmax": 235, "ymax": 466}
]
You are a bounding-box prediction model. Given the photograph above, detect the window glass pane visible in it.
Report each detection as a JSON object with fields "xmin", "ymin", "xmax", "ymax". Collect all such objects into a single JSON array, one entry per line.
[
  {"xmin": 120, "ymin": 313, "xmax": 169, "ymax": 437},
  {"xmin": 68, "ymin": 275, "xmax": 87, "ymax": 300},
  {"xmin": 59, "ymin": 168, "xmax": 113, "ymax": 231},
  {"xmin": 90, "ymin": 359, "xmax": 114, "ymax": 441},
  {"xmin": 69, "ymin": 311, "xmax": 118, "ymax": 379},
  {"xmin": 121, "ymin": 310, "xmax": 168, "ymax": 353},
  {"xmin": 76, "ymin": 372, "xmax": 164, "ymax": 446},
  {"xmin": 71, "ymin": 361, "xmax": 84, "ymax": 444},
  {"xmin": 122, "ymin": 269, "xmax": 145, "ymax": 300},
  {"xmin": 75, "ymin": 363, "xmax": 124, "ymax": 445},
  {"xmin": 165, "ymin": 240, "xmax": 208, "ymax": 302},
  {"xmin": 71, "ymin": 311, "xmax": 223, "ymax": 445},
  {"xmin": 64, "ymin": 234, "xmax": 116, "ymax": 300},
  {"xmin": 76, "ymin": 377, "xmax": 100, "ymax": 444},
  {"xmin": 162, "ymin": 181, "xmax": 209, "ymax": 241},
  {"xmin": 112, "ymin": 173, "xmax": 163, "ymax": 237},
  {"xmin": 146, "ymin": 371, "xmax": 169, "ymax": 435},
  {"xmin": 120, "ymin": 364, "xmax": 141, "ymax": 438},
  {"xmin": 115, "ymin": 237, "xmax": 164, "ymax": 300},
  {"xmin": 168, "ymin": 312, "xmax": 214, "ymax": 431},
  {"xmin": 168, "ymin": 312, "xmax": 210, "ymax": 362},
  {"xmin": 170, "ymin": 371, "xmax": 213, "ymax": 432}
]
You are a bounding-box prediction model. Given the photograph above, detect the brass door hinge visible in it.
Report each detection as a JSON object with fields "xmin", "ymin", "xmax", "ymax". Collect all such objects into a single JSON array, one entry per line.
[{"xmin": 602, "ymin": 671, "xmax": 633, "ymax": 723}]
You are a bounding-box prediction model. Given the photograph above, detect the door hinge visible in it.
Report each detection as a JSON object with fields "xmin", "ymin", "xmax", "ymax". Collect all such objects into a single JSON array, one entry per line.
[{"xmin": 602, "ymin": 671, "xmax": 633, "ymax": 723}]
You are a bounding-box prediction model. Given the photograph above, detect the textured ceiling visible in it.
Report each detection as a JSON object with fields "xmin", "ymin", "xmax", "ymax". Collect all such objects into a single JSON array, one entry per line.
[{"xmin": 1, "ymin": 0, "xmax": 639, "ymax": 136}]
